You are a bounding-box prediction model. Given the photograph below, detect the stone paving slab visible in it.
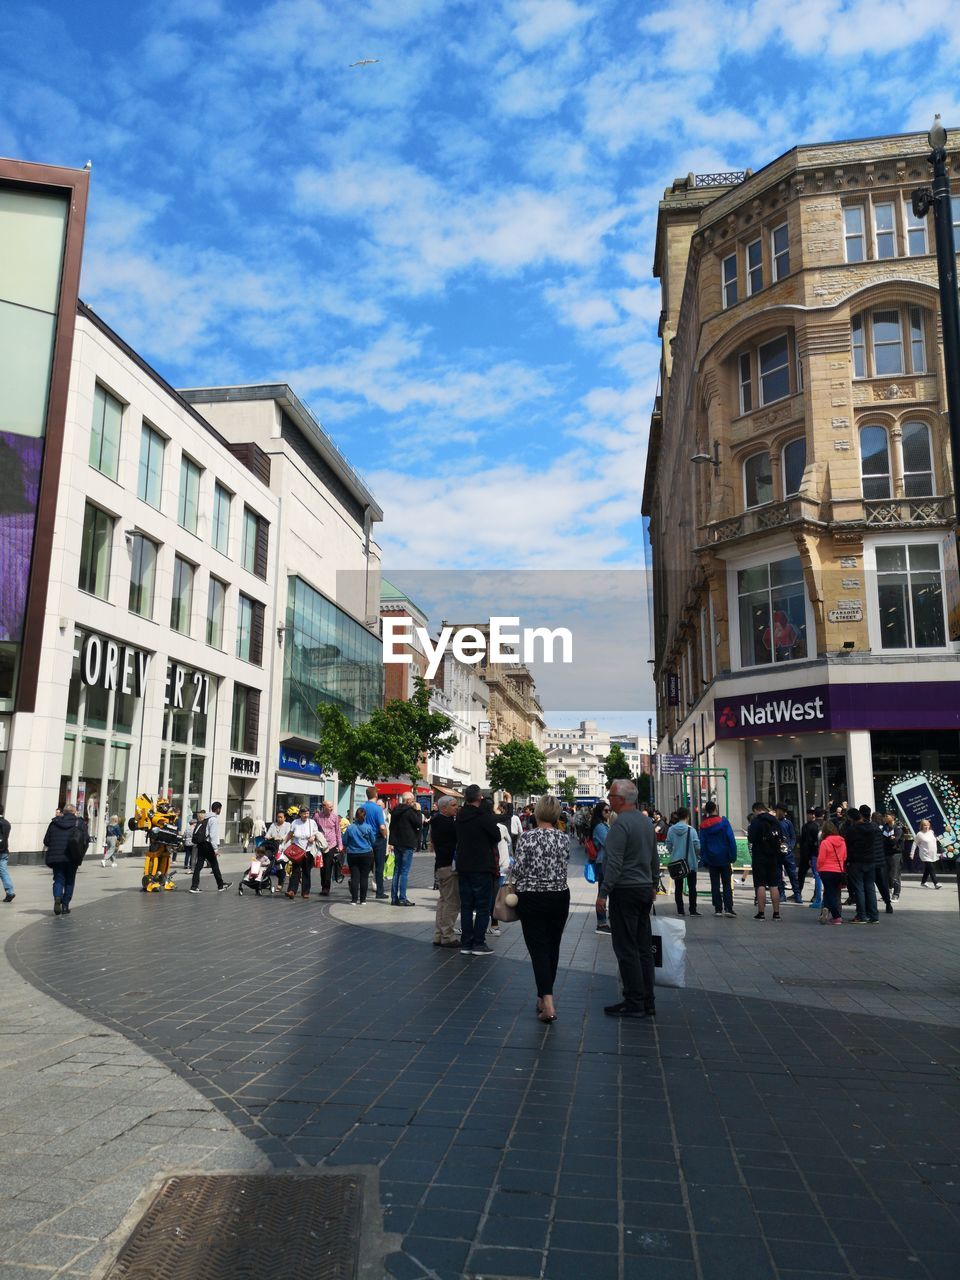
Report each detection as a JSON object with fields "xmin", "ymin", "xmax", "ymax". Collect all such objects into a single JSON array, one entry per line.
[{"xmin": 3, "ymin": 849, "xmax": 960, "ymax": 1279}]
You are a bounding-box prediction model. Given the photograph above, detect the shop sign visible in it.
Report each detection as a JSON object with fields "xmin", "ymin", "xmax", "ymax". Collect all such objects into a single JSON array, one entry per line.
[
  {"xmin": 716, "ymin": 681, "xmax": 960, "ymax": 739},
  {"xmin": 717, "ymin": 687, "xmax": 829, "ymax": 738},
  {"xmin": 164, "ymin": 662, "xmax": 210, "ymax": 715},
  {"xmin": 827, "ymin": 607, "xmax": 862, "ymax": 623},
  {"xmin": 478, "ymin": 720, "xmax": 491, "ymax": 735},
  {"xmin": 278, "ymin": 744, "xmax": 323, "ymax": 777},
  {"xmin": 230, "ymin": 755, "xmax": 260, "ymax": 777},
  {"xmin": 667, "ymin": 673, "xmax": 680, "ymax": 706},
  {"xmin": 78, "ymin": 632, "xmax": 151, "ymax": 697},
  {"xmin": 660, "ymin": 754, "xmax": 692, "ymax": 774}
]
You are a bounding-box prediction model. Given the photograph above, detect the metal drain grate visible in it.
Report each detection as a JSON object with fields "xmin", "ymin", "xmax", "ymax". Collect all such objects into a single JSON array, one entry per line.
[
  {"xmin": 774, "ymin": 977, "xmax": 897, "ymax": 991},
  {"xmin": 104, "ymin": 1173, "xmax": 363, "ymax": 1279}
]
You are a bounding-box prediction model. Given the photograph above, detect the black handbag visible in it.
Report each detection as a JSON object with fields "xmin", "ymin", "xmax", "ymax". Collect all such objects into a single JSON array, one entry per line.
[{"xmin": 667, "ymin": 828, "xmax": 692, "ymax": 881}]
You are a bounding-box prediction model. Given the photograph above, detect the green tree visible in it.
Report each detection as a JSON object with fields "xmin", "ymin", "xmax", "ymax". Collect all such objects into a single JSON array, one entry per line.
[
  {"xmin": 314, "ymin": 704, "xmax": 386, "ymax": 813},
  {"xmin": 559, "ymin": 775, "xmax": 577, "ymax": 805},
  {"xmin": 602, "ymin": 742, "xmax": 633, "ymax": 787},
  {"xmin": 375, "ymin": 676, "xmax": 458, "ymax": 784},
  {"xmin": 488, "ymin": 738, "xmax": 548, "ymax": 798}
]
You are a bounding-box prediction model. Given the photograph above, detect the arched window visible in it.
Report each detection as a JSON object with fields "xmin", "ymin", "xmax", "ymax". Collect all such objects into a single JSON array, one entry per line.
[
  {"xmin": 859, "ymin": 426, "xmax": 891, "ymax": 499},
  {"xmin": 744, "ymin": 451, "xmax": 773, "ymax": 508},
  {"xmin": 901, "ymin": 421, "xmax": 934, "ymax": 497},
  {"xmin": 782, "ymin": 437, "xmax": 806, "ymax": 496}
]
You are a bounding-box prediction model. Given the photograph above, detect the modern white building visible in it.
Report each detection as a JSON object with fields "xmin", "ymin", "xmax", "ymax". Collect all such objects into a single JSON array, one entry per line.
[
  {"xmin": 179, "ymin": 386, "xmax": 383, "ymax": 818},
  {"xmin": 545, "ymin": 742, "xmax": 606, "ymax": 802},
  {"xmin": 5, "ymin": 304, "xmax": 282, "ymax": 852}
]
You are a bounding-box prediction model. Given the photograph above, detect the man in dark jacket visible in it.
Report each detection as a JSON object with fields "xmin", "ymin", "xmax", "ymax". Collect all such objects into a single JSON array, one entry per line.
[
  {"xmin": 43, "ymin": 804, "xmax": 88, "ymax": 916},
  {"xmin": 844, "ymin": 808, "xmax": 881, "ymax": 923},
  {"xmin": 747, "ymin": 802, "xmax": 783, "ymax": 919},
  {"xmin": 431, "ymin": 796, "xmax": 460, "ymax": 947},
  {"xmin": 797, "ymin": 808, "xmax": 822, "ymax": 907},
  {"xmin": 455, "ymin": 784, "xmax": 501, "ymax": 955},
  {"xmin": 388, "ymin": 792, "xmax": 422, "ymax": 906}
]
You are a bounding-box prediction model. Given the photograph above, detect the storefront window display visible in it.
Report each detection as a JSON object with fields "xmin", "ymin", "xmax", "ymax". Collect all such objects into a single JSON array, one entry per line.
[
  {"xmin": 754, "ymin": 754, "xmax": 848, "ymax": 817},
  {"xmin": 158, "ymin": 659, "xmax": 215, "ymax": 825},
  {"xmin": 60, "ymin": 633, "xmax": 145, "ymax": 840}
]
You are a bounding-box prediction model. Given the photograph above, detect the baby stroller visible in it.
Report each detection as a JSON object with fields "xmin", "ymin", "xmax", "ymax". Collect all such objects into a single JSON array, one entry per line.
[{"xmin": 239, "ymin": 840, "xmax": 282, "ymax": 896}]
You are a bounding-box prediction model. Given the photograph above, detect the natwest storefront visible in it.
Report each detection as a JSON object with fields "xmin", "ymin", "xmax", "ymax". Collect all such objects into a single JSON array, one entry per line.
[{"xmin": 714, "ymin": 675, "xmax": 960, "ymax": 823}]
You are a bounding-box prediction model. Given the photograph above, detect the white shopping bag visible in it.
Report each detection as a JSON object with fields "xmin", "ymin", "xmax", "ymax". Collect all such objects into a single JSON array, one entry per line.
[{"xmin": 652, "ymin": 915, "xmax": 687, "ymax": 988}]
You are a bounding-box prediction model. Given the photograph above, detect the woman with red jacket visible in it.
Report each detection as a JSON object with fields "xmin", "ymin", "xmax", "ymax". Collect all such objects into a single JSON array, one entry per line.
[{"xmin": 817, "ymin": 820, "xmax": 847, "ymax": 924}]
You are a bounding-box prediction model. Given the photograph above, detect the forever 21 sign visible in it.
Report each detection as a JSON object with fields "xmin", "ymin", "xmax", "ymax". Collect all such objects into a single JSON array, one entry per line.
[{"xmin": 164, "ymin": 662, "xmax": 210, "ymax": 715}]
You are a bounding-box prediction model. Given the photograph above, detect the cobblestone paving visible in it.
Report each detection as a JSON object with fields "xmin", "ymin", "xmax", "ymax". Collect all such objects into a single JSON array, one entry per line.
[{"xmin": 3, "ymin": 851, "xmax": 960, "ymax": 1280}]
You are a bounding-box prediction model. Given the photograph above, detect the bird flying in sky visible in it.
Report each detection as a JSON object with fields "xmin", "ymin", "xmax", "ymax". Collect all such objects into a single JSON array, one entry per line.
[{"xmin": 348, "ymin": 58, "xmax": 380, "ymax": 67}]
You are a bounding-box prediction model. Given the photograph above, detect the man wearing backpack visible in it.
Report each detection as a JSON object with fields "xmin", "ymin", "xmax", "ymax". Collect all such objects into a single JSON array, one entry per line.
[
  {"xmin": 188, "ymin": 801, "xmax": 230, "ymax": 893},
  {"xmin": 748, "ymin": 801, "xmax": 783, "ymax": 920},
  {"xmin": 43, "ymin": 803, "xmax": 89, "ymax": 915}
]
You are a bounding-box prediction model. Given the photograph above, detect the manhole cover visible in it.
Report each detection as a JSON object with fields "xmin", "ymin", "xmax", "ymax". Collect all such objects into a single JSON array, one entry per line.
[
  {"xmin": 104, "ymin": 1173, "xmax": 363, "ymax": 1279},
  {"xmin": 774, "ymin": 977, "xmax": 897, "ymax": 992}
]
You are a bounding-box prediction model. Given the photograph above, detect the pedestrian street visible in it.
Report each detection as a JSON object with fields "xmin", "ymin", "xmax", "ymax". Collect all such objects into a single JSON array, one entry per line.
[{"xmin": 2, "ymin": 848, "xmax": 959, "ymax": 1280}]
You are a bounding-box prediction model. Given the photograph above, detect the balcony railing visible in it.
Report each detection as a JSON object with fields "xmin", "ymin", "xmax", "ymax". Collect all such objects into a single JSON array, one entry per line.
[
  {"xmin": 831, "ymin": 494, "xmax": 955, "ymax": 527},
  {"xmin": 699, "ymin": 497, "xmax": 815, "ymax": 546},
  {"xmin": 694, "ymin": 171, "xmax": 746, "ymax": 187}
]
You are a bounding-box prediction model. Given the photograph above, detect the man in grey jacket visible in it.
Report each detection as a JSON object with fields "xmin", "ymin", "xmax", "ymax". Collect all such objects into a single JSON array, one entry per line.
[{"xmin": 599, "ymin": 779, "xmax": 659, "ymax": 1019}]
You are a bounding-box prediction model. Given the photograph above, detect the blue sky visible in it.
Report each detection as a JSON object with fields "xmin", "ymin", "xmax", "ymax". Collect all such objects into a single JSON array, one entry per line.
[{"xmin": 3, "ymin": 0, "xmax": 959, "ymax": 727}]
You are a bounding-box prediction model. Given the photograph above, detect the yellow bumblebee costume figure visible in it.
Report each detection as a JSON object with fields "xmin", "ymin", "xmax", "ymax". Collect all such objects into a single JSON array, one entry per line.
[{"xmin": 129, "ymin": 794, "xmax": 181, "ymax": 891}]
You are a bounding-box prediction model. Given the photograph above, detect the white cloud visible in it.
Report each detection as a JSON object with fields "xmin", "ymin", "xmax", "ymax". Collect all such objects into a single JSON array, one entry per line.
[{"xmin": 509, "ymin": 0, "xmax": 594, "ymax": 51}]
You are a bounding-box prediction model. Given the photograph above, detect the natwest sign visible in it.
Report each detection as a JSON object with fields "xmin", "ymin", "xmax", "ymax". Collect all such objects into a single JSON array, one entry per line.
[{"xmin": 716, "ymin": 686, "xmax": 831, "ymax": 739}]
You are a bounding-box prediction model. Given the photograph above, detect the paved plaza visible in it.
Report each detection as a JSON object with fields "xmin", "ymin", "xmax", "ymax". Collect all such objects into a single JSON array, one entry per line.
[{"xmin": 2, "ymin": 849, "xmax": 960, "ymax": 1280}]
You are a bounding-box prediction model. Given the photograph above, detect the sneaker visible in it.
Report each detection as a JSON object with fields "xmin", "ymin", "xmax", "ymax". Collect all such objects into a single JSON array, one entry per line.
[
  {"xmin": 808, "ymin": 900, "xmax": 822, "ymax": 909},
  {"xmin": 922, "ymin": 883, "xmax": 931, "ymax": 888},
  {"xmin": 829, "ymin": 916, "xmax": 843, "ymax": 925},
  {"xmin": 460, "ymin": 947, "xmax": 472, "ymax": 955},
  {"xmin": 595, "ymin": 923, "xmax": 611, "ymax": 934},
  {"xmin": 350, "ymin": 901, "xmax": 359, "ymax": 907},
  {"xmin": 218, "ymin": 883, "xmax": 231, "ymax": 892},
  {"xmin": 489, "ymin": 923, "xmax": 501, "ymax": 935},
  {"xmin": 851, "ymin": 917, "xmax": 866, "ymax": 924},
  {"xmin": 53, "ymin": 897, "xmax": 62, "ymax": 915},
  {"xmin": 935, "ymin": 884, "xmax": 943, "ymax": 890},
  {"xmin": 101, "ymin": 860, "xmax": 108, "ymax": 868},
  {"xmin": 188, "ymin": 888, "xmax": 201, "ymax": 894},
  {"xmin": 400, "ymin": 899, "xmax": 416, "ymax": 906},
  {"xmin": 723, "ymin": 910, "xmax": 737, "ymax": 918},
  {"xmin": 62, "ymin": 905, "xmax": 70, "ymax": 915},
  {"xmin": 892, "ymin": 893, "xmax": 900, "ymax": 901},
  {"xmin": 714, "ymin": 909, "xmax": 723, "ymax": 916},
  {"xmin": 689, "ymin": 909, "xmax": 700, "ymax": 916},
  {"xmin": 772, "ymin": 913, "xmax": 781, "ymax": 920},
  {"xmin": 3, "ymin": 893, "xmax": 14, "ymax": 903},
  {"xmin": 793, "ymin": 894, "xmax": 803, "ymax": 904},
  {"xmin": 471, "ymin": 943, "xmax": 494, "ymax": 956},
  {"xmin": 754, "ymin": 911, "xmax": 765, "ymax": 920}
]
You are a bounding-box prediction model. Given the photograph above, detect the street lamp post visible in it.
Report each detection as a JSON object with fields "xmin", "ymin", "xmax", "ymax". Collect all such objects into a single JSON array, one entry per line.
[
  {"xmin": 912, "ymin": 116, "xmax": 960, "ymax": 555},
  {"xmin": 911, "ymin": 114, "xmax": 960, "ymax": 916},
  {"xmin": 648, "ymin": 716, "xmax": 655, "ymax": 810}
]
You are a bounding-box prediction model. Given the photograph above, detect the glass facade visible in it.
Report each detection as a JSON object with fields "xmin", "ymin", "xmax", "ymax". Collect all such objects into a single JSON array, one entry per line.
[
  {"xmin": 282, "ymin": 576, "xmax": 382, "ymax": 735},
  {"xmin": 737, "ymin": 555, "xmax": 808, "ymax": 667}
]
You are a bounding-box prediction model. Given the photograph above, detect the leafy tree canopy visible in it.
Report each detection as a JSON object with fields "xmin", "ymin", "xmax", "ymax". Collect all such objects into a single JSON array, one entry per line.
[
  {"xmin": 602, "ymin": 742, "xmax": 633, "ymax": 787},
  {"xmin": 488, "ymin": 738, "xmax": 548, "ymax": 797}
]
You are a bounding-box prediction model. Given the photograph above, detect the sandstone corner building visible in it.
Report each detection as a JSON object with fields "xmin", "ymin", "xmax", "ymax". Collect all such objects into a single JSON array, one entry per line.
[{"xmin": 644, "ymin": 133, "xmax": 960, "ymax": 827}]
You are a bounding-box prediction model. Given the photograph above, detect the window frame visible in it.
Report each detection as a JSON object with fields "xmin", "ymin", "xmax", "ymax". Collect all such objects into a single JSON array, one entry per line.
[
  {"xmin": 738, "ymin": 351, "xmax": 753, "ymax": 415},
  {"xmin": 137, "ymin": 422, "xmax": 165, "ymax": 509},
  {"xmin": 905, "ymin": 200, "xmax": 929, "ymax": 255},
  {"xmin": 178, "ymin": 455, "xmax": 202, "ymax": 535},
  {"xmin": 873, "ymin": 201, "xmax": 896, "ymax": 259},
  {"xmin": 900, "ymin": 420, "xmax": 935, "ymax": 498},
  {"xmin": 206, "ymin": 576, "xmax": 227, "ymax": 650},
  {"xmin": 127, "ymin": 532, "xmax": 159, "ymax": 620},
  {"xmin": 170, "ymin": 555, "xmax": 195, "ymax": 636},
  {"xmin": 722, "ymin": 252, "xmax": 738, "ymax": 308},
  {"xmin": 771, "ymin": 222, "xmax": 789, "ymax": 281},
  {"xmin": 782, "ymin": 436, "xmax": 806, "ymax": 497},
  {"xmin": 745, "ymin": 237, "xmax": 763, "ymax": 296},
  {"xmin": 865, "ymin": 536, "xmax": 951, "ymax": 653},
  {"xmin": 758, "ymin": 332, "xmax": 791, "ymax": 406},
  {"xmin": 743, "ymin": 450, "xmax": 774, "ymax": 510},
  {"xmin": 859, "ymin": 424, "xmax": 892, "ymax": 500},
  {"xmin": 78, "ymin": 502, "xmax": 114, "ymax": 599},
  {"xmin": 212, "ymin": 481, "xmax": 232, "ymax": 556},
  {"xmin": 843, "ymin": 205, "xmax": 866, "ymax": 262},
  {"xmin": 729, "ymin": 548, "xmax": 812, "ymax": 671},
  {"xmin": 851, "ymin": 306, "xmax": 927, "ymax": 379},
  {"xmin": 88, "ymin": 383, "xmax": 123, "ymax": 480}
]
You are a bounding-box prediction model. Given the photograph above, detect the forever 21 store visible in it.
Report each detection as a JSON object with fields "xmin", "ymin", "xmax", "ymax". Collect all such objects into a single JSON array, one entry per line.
[{"xmin": 3, "ymin": 301, "xmax": 280, "ymax": 854}]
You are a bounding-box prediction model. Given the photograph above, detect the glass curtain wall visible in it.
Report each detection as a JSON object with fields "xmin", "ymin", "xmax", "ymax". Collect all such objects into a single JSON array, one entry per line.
[{"xmin": 282, "ymin": 576, "xmax": 382, "ymax": 735}]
